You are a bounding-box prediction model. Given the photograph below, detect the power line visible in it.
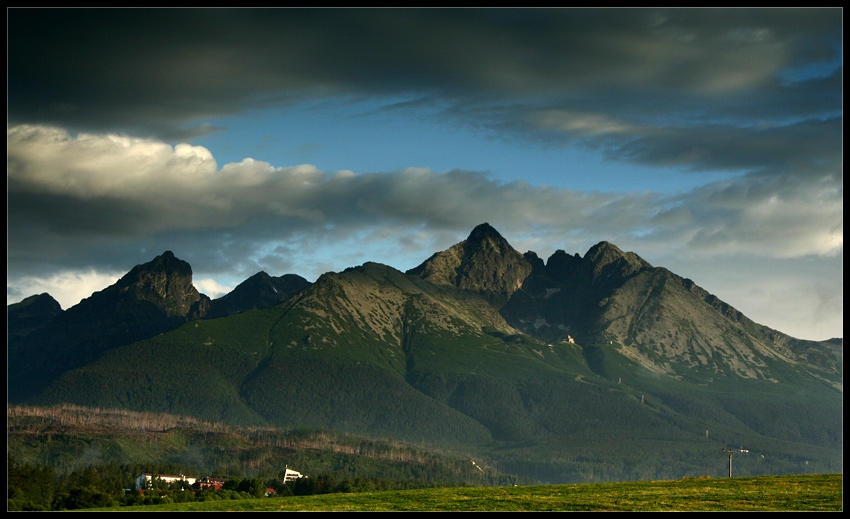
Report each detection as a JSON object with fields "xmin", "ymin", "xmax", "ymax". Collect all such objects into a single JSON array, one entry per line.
[{"xmin": 721, "ymin": 448, "xmax": 748, "ymax": 478}]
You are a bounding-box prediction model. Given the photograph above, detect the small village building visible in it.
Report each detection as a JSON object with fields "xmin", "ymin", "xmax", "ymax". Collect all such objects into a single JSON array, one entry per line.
[
  {"xmin": 191, "ymin": 477, "xmax": 227, "ymax": 491},
  {"xmin": 135, "ymin": 473, "xmax": 197, "ymax": 491},
  {"xmin": 283, "ymin": 468, "xmax": 304, "ymax": 483}
]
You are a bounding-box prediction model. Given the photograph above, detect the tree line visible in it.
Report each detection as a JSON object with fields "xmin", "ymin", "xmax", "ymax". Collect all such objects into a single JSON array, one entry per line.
[{"xmin": 7, "ymin": 454, "xmax": 483, "ymax": 511}]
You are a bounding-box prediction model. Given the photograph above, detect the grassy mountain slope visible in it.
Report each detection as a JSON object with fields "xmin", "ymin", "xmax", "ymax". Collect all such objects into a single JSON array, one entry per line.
[
  {"xmin": 9, "ymin": 225, "xmax": 842, "ymax": 483},
  {"xmin": 28, "ymin": 258, "xmax": 842, "ymax": 482}
]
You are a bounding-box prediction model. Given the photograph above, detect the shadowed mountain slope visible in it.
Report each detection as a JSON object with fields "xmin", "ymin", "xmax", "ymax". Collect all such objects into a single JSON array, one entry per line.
[
  {"xmin": 407, "ymin": 223, "xmax": 533, "ymax": 307},
  {"xmin": 8, "ymin": 252, "xmax": 212, "ymax": 401},
  {"xmin": 8, "ymin": 225, "xmax": 842, "ymax": 483},
  {"xmin": 207, "ymin": 271, "xmax": 311, "ymax": 318},
  {"xmin": 409, "ymin": 226, "xmax": 841, "ymax": 388},
  {"xmin": 7, "ymin": 292, "xmax": 62, "ymax": 341}
]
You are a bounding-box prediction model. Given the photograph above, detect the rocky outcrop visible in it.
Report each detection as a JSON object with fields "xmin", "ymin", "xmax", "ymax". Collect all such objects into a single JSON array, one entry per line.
[
  {"xmin": 208, "ymin": 271, "xmax": 311, "ymax": 318},
  {"xmin": 407, "ymin": 223, "xmax": 533, "ymax": 307},
  {"xmin": 415, "ymin": 224, "xmax": 841, "ymax": 386},
  {"xmin": 114, "ymin": 251, "xmax": 207, "ymax": 319}
]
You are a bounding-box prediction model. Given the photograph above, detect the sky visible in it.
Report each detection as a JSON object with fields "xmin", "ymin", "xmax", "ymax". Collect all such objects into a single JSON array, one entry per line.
[{"xmin": 7, "ymin": 8, "xmax": 843, "ymax": 341}]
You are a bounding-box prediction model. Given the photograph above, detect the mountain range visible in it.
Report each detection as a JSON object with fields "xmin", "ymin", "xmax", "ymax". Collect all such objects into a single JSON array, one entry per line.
[{"xmin": 7, "ymin": 223, "xmax": 842, "ymax": 483}]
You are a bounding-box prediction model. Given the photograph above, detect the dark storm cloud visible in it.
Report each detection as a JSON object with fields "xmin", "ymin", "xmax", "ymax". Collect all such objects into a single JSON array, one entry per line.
[
  {"xmin": 606, "ymin": 116, "xmax": 843, "ymax": 176},
  {"xmin": 7, "ymin": 9, "xmax": 843, "ymax": 340},
  {"xmin": 9, "ymin": 9, "xmax": 841, "ymax": 147}
]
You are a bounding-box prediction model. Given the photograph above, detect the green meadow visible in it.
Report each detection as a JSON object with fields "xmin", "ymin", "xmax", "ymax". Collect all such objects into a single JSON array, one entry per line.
[{"xmin": 103, "ymin": 474, "xmax": 841, "ymax": 511}]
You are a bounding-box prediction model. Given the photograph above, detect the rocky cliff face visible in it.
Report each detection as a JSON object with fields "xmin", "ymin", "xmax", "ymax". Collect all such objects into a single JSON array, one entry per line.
[
  {"xmin": 413, "ymin": 224, "xmax": 841, "ymax": 387},
  {"xmin": 583, "ymin": 241, "xmax": 652, "ymax": 286},
  {"xmin": 208, "ymin": 271, "xmax": 311, "ymax": 318},
  {"xmin": 114, "ymin": 251, "xmax": 209, "ymax": 319},
  {"xmin": 407, "ymin": 223, "xmax": 533, "ymax": 307}
]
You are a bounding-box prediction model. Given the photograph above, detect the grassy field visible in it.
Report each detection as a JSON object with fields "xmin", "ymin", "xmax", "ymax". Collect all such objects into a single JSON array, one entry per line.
[{"xmin": 106, "ymin": 474, "xmax": 841, "ymax": 511}]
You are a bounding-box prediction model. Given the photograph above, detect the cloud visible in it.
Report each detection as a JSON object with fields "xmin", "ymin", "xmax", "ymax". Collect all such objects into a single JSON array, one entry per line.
[
  {"xmin": 6, "ymin": 270, "xmax": 122, "ymax": 311},
  {"xmin": 8, "ymin": 124, "xmax": 841, "ymax": 272},
  {"xmin": 9, "ymin": 9, "xmax": 841, "ymax": 142},
  {"xmin": 532, "ymin": 110, "xmax": 639, "ymax": 137},
  {"xmin": 193, "ymin": 278, "xmax": 237, "ymax": 301},
  {"xmin": 6, "ymin": 9, "xmax": 842, "ymax": 341},
  {"xmin": 607, "ymin": 117, "xmax": 843, "ymax": 176},
  {"xmin": 684, "ymin": 177, "xmax": 842, "ymax": 257}
]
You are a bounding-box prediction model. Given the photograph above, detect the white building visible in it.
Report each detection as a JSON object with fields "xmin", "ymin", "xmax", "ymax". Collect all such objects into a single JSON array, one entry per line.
[
  {"xmin": 283, "ymin": 468, "xmax": 304, "ymax": 483},
  {"xmin": 135, "ymin": 473, "xmax": 197, "ymax": 491}
]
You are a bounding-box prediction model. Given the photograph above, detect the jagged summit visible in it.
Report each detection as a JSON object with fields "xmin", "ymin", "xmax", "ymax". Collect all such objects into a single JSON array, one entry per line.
[
  {"xmin": 7, "ymin": 292, "xmax": 61, "ymax": 312},
  {"xmin": 113, "ymin": 251, "xmax": 205, "ymax": 319},
  {"xmin": 543, "ymin": 249, "xmax": 581, "ymax": 278},
  {"xmin": 7, "ymin": 293, "xmax": 63, "ymax": 341},
  {"xmin": 8, "ymin": 251, "xmax": 213, "ymax": 401},
  {"xmin": 463, "ymin": 223, "xmax": 518, "ymax": 259},
  {"xmin": 467, "ymin": 222, "xmax": 503, "ymax": 241},
  {"xmin": 585, "ymin": 240, "xmax": 620, "ymax": 259},
  {"xmin": 7, "ymin": 228, "xmax": 842, "ymax": 483},
  {"xmin": 407, "ymin": 225, "xmax": 660, "ymax": 309},
  {"xmin": 583, "ymin": 241, "xmax": 652, "ymax": 282},
  {"xmin": 208, "ymin": 270, "xmax": 311, "ymax": 318},
  {"xmin": 585, "ymin": 241, "xmax": 645, "ymax": 266},
  {"xmin": 408, "ymin": 223, "xmax": 533, "ymax": 307},
  {"xmin": 125, "ymin": 250, "xmax": 183, "ymax": 273}
]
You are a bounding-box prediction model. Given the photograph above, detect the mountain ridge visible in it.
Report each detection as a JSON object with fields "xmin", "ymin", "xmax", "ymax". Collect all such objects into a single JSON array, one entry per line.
[
  {"xmin": 7, "ymin": 223, "xmax": 842, "ymax": 483},
  {"xmin": 207, "ymin": 270, "xmax": 311, "ymax": 319},
  {"xmin": 8, "ymin": 251, "xmax": 212, "ymax": 401},
  {"xmin": 11, "ymin": 225, "xmax": 840, "ymax": 394}
]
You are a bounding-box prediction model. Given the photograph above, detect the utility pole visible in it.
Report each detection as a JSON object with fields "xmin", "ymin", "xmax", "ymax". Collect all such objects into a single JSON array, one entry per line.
[{"xmin": 722, "ymin": 448, "xmax": 748, "ymax": 477}]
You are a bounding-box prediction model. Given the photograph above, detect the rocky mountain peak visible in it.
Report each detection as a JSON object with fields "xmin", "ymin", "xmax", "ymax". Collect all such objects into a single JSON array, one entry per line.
[
  {"xmin": 462, "ymin": 223, "xmax": 521, "ymax": 261},
  {"xmin": 466, "ymin": 222, "xmax": 505, "ymax": 244},
  {"xmin": 8, "ymin": 252, "xmax": 211, "ymax": 401},
  {"xmin": 8, "ymin": 292, "xmax": 62, "ymax": 313},
  {"xmin": 207, "ymin": 270, "xmax": 311, "ymax": 318},
  {"xmin": 7, "ymin": 293, "xmax": 63, "ymax": 340},
  {"xmin": 584, "ymin": 241, "xmax": 651, "ymax": 283},
  {"xmin": 408, "ymin": 223, "xmax": 533, "ymax": 308},
  {"xmin": 115, "ymin": 251, "xmax": 204, "ymax": 318},
  {"xmin": 544, "ymin": 249, "xmax": 582, "ymax": 279},
  {"xmin": 585, "ymin": 241, "xmax": 625, "ymax": 265}
]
